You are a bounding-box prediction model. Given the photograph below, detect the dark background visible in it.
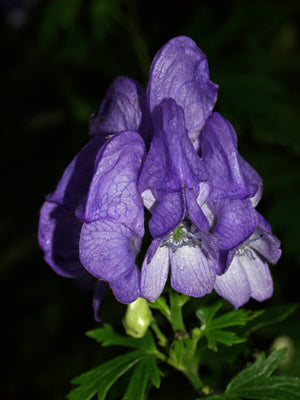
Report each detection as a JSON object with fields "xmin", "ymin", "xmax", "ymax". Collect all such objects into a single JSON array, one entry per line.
[{"xmin": 1, "ymin": 0, "xmax": 299, "ymax": 399}]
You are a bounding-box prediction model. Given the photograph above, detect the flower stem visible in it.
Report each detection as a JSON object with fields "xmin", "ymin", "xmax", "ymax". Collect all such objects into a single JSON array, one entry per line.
[
  {"xmin": 169, "ymin": 291, "xmax": 186, "ymax": 333},
  {"xmin": 151, "ymin": 319, "xmax": 168, "ymax": 347}
]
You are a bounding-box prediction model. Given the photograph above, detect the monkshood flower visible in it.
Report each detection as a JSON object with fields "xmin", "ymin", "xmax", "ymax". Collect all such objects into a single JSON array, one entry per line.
[
  {"xmin": 38, "ymin": 76, "xmax": 148, "ymax": 318},
  {"xmin": 196, "ymin": 113, "xmax": 281, "ymax": 306}
]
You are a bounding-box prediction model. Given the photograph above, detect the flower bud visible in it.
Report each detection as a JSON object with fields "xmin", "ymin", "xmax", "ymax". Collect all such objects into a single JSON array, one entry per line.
[{"xmin": 123, "ymin": 298, "xmax": 152, "ymax": 338}]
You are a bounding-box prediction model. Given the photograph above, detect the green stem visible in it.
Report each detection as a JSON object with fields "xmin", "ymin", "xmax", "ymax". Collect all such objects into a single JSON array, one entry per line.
[
  {"xmin": 150, "ymin": 320, "xmax": 168, "ymax": 347},
  {"xmin": 169, "ymin": 291, "xmax": 186, "ymax": 333}
]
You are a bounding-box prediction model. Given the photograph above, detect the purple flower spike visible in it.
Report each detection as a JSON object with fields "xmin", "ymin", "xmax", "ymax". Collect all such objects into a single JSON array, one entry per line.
[
  {"xmin": 147, "ymin": 36, "xmax": 218, "ymax": 147},
  {"xmin": 214, "ymin": 212, "xmax": 281, "ymax": 308}
]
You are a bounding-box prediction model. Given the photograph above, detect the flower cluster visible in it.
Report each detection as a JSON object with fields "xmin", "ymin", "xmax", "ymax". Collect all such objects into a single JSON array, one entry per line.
[{"xmin": 38, "ymin": 36, "xmax": 281, "ymax": 318}]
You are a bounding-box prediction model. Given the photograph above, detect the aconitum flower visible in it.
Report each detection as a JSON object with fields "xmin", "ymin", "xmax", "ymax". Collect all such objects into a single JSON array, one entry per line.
[
  {"xmin": 39, "ymin": 35, "xmax": 281, "ymax": 315},
  {"xmin": 38, "ymin": 76, "xmax": 149, "ymax": 317}
]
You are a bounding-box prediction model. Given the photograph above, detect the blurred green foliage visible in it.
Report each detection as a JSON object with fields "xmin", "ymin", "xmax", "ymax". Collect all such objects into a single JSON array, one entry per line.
[{"xmin": 1, "ymin": 0, "xmax": 299, "ymax": 399}]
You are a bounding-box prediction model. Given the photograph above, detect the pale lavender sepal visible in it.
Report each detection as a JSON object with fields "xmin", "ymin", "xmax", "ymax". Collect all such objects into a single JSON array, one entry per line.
[
  {"xmin": 170, "ymin": 233, "xmax": 218, "ymax": 297},
  {"xmin": 147, "ymin": 36, "xmax": 218, "ymax": 144},
  {"xmin": 215, "ymin": 251, "xmax": 273, "ymax": 308},
  {"xmin": 89, "ymin": 76, "xmax": 151, "ymax": 144},
  {"xmin": 77, "ymin": 131, "xmax": 145, "ymax": 237},
  {"xmin": 79, "ymin": 219, "xmax": 141, "ymax": 284},
  {"xmin": 140, "ymin": 244, "xmax": 170, "ymax": 302},
  {"xmin": 214, "ymin": 257, "xmax": 251, "ymax": 309}
]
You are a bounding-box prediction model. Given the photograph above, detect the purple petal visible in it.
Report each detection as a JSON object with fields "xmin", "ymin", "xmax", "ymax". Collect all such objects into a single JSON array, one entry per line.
[
  {"xmin": 89, "ymin": 76, "xmax": 151, "ymax": 144},
  {"xmin": 110, "ymin": 268, "xmax": 140, "ymax": 303},
  {"xmin": 210, "ymin": 198, "xmax": 257, "ymax": 251},
  {"xmin": 215, "ymin": 245, "xmax": 274, "ymax": 307},
  {"xmin": 186, "ymin": 185, "xmax": 210, "ymax": 232},
  {"xmin": 214, "ymin": 257, "xmax": 251, "ymax": 309},
  {"xmin": 48, "ymin": 135, "xmax": 106, "ymax": 208},
  {"xmin": 170, "ymin": 232, "xmax": 218, "ymax": 297},
  {"xmin": 239, "ymin": 156, "xmax": 263, "ymax": 207},
  {"xmin": 139, "ymin": 98, "xmax": 205, "ymax": 195},
  {"xmin": 250, "ymin": 217, "xmax": 282, "ymax": 265},
  {"xmin": 149, "ymin": 191, "xmax": 185, "ymax": 238},
  {"xmin": 200, "ymin": 113, "xmax": 250, "ymax": 199},
  {"xmin": 140, "ymin": 244, "xmax": 170, "ymax": 302},
  {"xmin": 79, "ymin": 220, "xmax": 141, "ymax": 283},
  {"xmin": 38, "ymin": 201, "xmax": 85, "ymax": 278},
  {"xmin": 78, "ymin": 131, "xmax": 145, "ymax": 237},
  {"xmin": 147, "ymin": 36, "xmax": 218, "ymax": 145},
  {"xmin": 242, "ymin": 256, "xmax": 273, "ymax": 302}
]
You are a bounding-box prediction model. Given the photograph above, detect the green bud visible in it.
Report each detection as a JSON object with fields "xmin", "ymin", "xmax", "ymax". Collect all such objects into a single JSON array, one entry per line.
[{"xmin": 123, "ymin": 298, "xmax": 152, "ymax": 338}]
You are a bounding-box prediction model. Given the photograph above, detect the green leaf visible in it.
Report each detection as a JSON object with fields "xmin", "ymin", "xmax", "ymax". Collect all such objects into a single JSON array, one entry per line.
[
  {"xmin": 229, "ymin": 376, "xmax": 300, "ymax": 400},
  {"xmin": 67, "ymin": 351, "xmax": 142, "ymax": 400},
  {"xmin": 242, "ymin": 304, "xmax": 299, "ymax": 336},
  {"xmin": 122, "ymin": 355, "xmax": 162, "ymax": 400},
  {"xmin": 148, "ymin": 295, "xmax": 171, "ymax": 321},
  {"xmin": 196, "ymin": 302, "xmax": 223, "ymax": 324},
  {"xmin": 210, "ymin": 309, "xmax": 263, "ymax": 330},
  {"xmin": 197, "ymin": 305, "xmax": 261, "ymax": 351},
  {"xmin": 227, "ymin": 348, "xmax": 288, "ymax": 392},
  {"xmin": 86, "ymin": 324, "xmax": 156, "ymax": 352},
  {"xmin": 206, "ymin": 329, "xmax": 245, "ymax": 352},
  {"xmin": 225, "ymin": 348, "xmax": 300, "ymax": 400}
]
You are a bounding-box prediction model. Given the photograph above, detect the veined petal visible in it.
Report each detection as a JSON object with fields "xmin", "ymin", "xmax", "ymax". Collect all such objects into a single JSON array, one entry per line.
[
  {"xmin": 110, "ymin": 268, "xmax": 140, "ymax": 303},
  {"xmin": 242, "ymin": 256, "xmax": 273, "ymax": 302},
  {"xmin": 214, "ymin": 257, "xmax": 251, "ymax": 309},
  {"xmin": 89, "ymin": 76, "xmax": 151, "ymax": 145},
  {"xmin": 250, "ymin": 214, "xmax": 282, "ymax": 264},
  {"xmin": 78, "ymin": 131, "xmax": 145, "ymax": 236},
  {"xmin": 139, "ymin": 99, "xmax": 205, "ymax": 195},
  {"xmin": 38, "ymin": 201, "xmax": 85, "ymax": 278},
  {"xmin": 200, "ymin": 113, "xmax": 249, "ymax": 199},
  {"xmin": 239, "ymin": 156, "xmax": 263, "ymax": 207},
  {"xmin": 79, "ymin": 220, "xmax": 141, "ymax": 282},
  {"xmin": 47, "ymin": 135, "xmax": 106, "ymax": 208},
  {"xmin": 140, "ymin": 244, "xmax": 170, "ymax": 302},
  {"xmin": 211, "ymin": 198, "xmax": 257, "ymax": 250},
  {"xmin": 149, "ymin": 191, "xmax": 185, "ymax": 238},
  {"xmin": 170, "ymin": 234, "xmax": 218, "ymax": 297},
  {"xmin": 147, "ymin": 36, "xmax": 218, "ymax": 145},
  {"xmin": 186, "ymin": 185, "xmax": 210, "ymax": 232}
]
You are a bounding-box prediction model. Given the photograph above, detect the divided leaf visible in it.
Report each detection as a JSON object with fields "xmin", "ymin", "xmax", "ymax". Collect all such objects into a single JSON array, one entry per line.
[
  {"xmin": 226, "ymin": 349, "xmax": 300, "ymax": 400},
  {"xmin": 86, "ymin": 323, "xmax": 156, "ymax": 352},
  {"xmin": 122, "ymin": 355, "xmax": 162, "ymax": 400},
  {"xmin": 67, "ymin": 351, "xmax": 142, "ymax": 400},
  {"xmin": 197, "ymin": 305, "xmax": 261, "ymax": 351}
]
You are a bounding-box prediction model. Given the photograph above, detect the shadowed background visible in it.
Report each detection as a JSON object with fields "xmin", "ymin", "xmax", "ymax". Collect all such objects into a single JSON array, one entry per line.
[{"xmin": 1, "ymin": 0, "xmax": 299, "ymax": 398}]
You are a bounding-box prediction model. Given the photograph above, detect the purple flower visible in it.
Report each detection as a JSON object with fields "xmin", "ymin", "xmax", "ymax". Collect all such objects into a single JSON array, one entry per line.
[
  {"xmin": 214, "ymin": 212, "xmax": 281, "ymax": 308},
  {"xmin": 39, "ymin": 35, "xmax": 282, "ymax": 314},
  {"xmin": 138, "ymin": 37, "xmax": 280, "ymax": 306},
  {"xmin": 139, "ymin": 98, "xmax": 219, "ymax": 301},
  {"xmin": 38, "ymin": 76, "xmax": 148, "ymax": 317}
]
